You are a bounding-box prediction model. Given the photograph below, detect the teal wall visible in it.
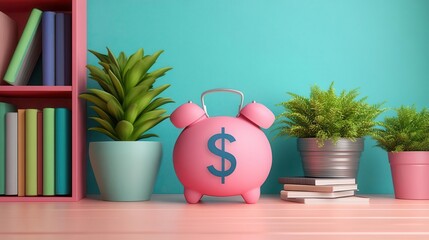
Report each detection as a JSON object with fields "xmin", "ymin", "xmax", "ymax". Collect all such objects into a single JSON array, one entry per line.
[{"xmin": 86, "ymin": 0, "xmax": 429, "ymax": 194}]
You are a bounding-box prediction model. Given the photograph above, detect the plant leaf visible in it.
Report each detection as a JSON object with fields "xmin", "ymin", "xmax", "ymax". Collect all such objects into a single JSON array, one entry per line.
[
  {"xmin": 134, "ymin": 109, "xmax": 167, "ymax": 127},
  {"xmin": 79, "ymin": 93, "xmax": 107, "ymax": 111},
  {"xmin": 124, "ymin": 103, "xmax": 140, "ymax": 124},
  {"xmin": 107, "ymin": 98, "xmax": 124, "ymax": 121},
  {"xmin": 134, "ymin": 84, "xmax": 170, "ymax": 114},
  {"xmin": 143, "ymin": 97, "xmax": 174, "ymax": 113},
  {"xmin": 89, "ymin": 127, "xmax": 119, "ymax": 141},
  {"xmin": 108, "ymin": 69, "xmax": 125, "ymax": 101},
  {"xmin": 137, "ymin": 133, "xmax": 159, "ymax": 140},
  {"xmin": 118, "ymin": 51, "xmax": 127, "ymax": 72},
  {"xmin": 123, "ymin": 48, "xmax": 143, "ymax": 78},
  {"xmin": 115, "ymin": 120, "xmax": 134, "ymax": 140},
  {"xmin": 124, "ymin": 50, "xmax": 164, "ymax": 91},
  {"xmin": 130, "ymin": 115, "xmax": 168, "ymax": 140},
  {"xmin": 90, "ymin": 106, "xmax": 114, "ymax": 126},
  {"xmin": 89, "ymin": 49, "xmax": 110, "ymax": 63},
  {"xmin": 88, "ymin": 88, "xmax": 118, "ymax": 103},
  {"xmin": 122, "ymin": 77, "xmax": 155, "ymax": 109},
  {"xmin": 146, "ymin": 67, "xmax": 172, "ymax": 79},
  {"xmin": 89, "ymin": 117, "xmax": 116, "ymax": 135}
]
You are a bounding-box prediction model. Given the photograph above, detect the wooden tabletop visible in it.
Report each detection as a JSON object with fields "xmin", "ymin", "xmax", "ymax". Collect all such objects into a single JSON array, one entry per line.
[{"xmin": 1, "ymin": 194, "xmax": 429, "ymax": 240}]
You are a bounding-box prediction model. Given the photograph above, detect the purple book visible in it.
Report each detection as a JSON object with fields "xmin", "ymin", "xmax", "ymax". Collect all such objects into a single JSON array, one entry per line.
[
  {"xmin": 42, "ymin": 11, "xmax": 55, "ymax": 86},
  {"xmin": 55, "ymin": 12, "xmax": 71, "ymax": 86}
]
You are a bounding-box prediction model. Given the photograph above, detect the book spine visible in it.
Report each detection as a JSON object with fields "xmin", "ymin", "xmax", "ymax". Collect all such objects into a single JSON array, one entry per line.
[
  {"xmin": 63, "ymin": 13, "xmax": 71, "ymax": 86},
  {"xmin": 0, "ymin": 11, "xmax": 18, "ymax": 84},
  {"xmin": 42, "ymin": 11, "xmax": 56, "ymax": 86},
  {"xmin": 25, "ymin": 109, "xmax": 38, "ymax": 196},
  {"xmin": 5, "ymin": 112, "xmax": 18, "ymax": 195},
  {"xmin": 43, "ymin": 108, "xmax": 55, "ymax": 196},
  {"xmin": 55, "ymin": 108, "xmax": 71, "ymax": 195},
  {"xmin": 37, "ymin": 111, "xmax": 43, "ymax": 195},
  {"xmin": 0, "ymin": 102, "xmax": 16, "ymax": 195},
  {"xmin": 4, "ymin": 8, "xmax": 43, "ymax": 86},
  {"xmin": 17, "ymin": 109, "xmax": 25, "ymax": 196},
  {"xmin": 55, "ymin": 13, "xmax": 65, "ymax": 86}
]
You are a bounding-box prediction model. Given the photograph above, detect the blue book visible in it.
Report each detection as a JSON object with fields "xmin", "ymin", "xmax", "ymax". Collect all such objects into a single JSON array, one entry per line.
[
  {"xmin": 63, "ymin": 13, "xmax": 71, "ymax": 86},
  {"xmin": 0, "ymin": 102, "xmax": 16, "ymax": 195},
  {"xmin": 55, "ymin": 108, "xmax": 71, "ymax": 195},
  {"xmin": 42, "ymin": 11, "xmax": 55, "ymax": 86},
  {"xmin": 55, "ymin": 13, "xmax": 71, "ymax": 86}
]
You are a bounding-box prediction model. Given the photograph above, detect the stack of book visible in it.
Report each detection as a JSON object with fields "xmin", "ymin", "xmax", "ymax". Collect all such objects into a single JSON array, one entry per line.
[
  {"xmin": 278, "ymin": 177, "xmax": 369, "ymax": 204},
  {"xmin": 0, "ymin": 102, "xmax": 71, "ymax": 197},
  {"xmin": 0, "ymin": 8, "xmax": 71, "ymax": 86}
]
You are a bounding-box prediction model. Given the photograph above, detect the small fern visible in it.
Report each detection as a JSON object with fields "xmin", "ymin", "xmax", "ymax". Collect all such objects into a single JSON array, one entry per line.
[
  {"xmin": 372, "ymin": 106, "xmax": 429, "ymax": 152},
  {"xmin": 276, "ymin": 82, "xmax": 384, "ymax": 146}
]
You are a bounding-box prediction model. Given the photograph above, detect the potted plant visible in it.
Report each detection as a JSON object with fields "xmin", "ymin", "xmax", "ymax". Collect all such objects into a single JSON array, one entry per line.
[
  {"xmin": 277, "ymin": 82, "xmax": 384, "ymax": 178},
  {"xmin": 372, "ymin": 106, "xmax": 429, "ymax": 199},
  {"xmin": 80, "ymin": 48, "xmax": 173, "ymax": 201}
]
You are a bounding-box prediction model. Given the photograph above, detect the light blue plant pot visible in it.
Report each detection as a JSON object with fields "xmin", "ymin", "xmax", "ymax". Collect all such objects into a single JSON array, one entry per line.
[{"xmin": 89, "ymin": 141, "xmax": 162, "ymax": 201}]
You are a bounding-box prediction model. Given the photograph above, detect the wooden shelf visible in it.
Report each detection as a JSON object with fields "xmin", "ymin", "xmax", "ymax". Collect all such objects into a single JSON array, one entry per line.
[
  {"xmin": 0, "ymin": 0, "xmax": 71, "ymax": 11},
  {"xmin": 0, "ymin": 86, "xmax": 72, "ymax": 97},
  {"xmin": 0, "ymin": 196, "xmax": 75, "ymax": 202}
]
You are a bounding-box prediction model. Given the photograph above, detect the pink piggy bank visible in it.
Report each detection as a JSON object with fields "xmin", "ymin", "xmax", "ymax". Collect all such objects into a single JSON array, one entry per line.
[{"xmin": 170, "ymin": 89, "xmax": 275, "ymax": 204}]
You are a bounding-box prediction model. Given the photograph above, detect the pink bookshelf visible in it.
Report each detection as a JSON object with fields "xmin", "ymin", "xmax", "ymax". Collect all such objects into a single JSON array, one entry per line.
[{"xmin": 0, "ymin": 0, "xmax": 87, "ymax": 202}]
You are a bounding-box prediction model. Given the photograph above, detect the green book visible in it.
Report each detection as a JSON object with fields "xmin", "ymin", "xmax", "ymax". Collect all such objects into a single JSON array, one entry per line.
[
  {"xmin": 4, "ymin": 8, "xmax": 42, "ymax": 86},
  {"xmin": 0, "ymin": 102, "xmax": 16, "ymax": 195},
  {"xmin": 43, "ymin": 108, "xmax": 55, "ymax": 196},
  {"xmin": 25, "ymin": 109, "xmax": 38, "ymax": 196},
  {"xmin": 55, "ymin": 108, "xmax": 71, "ymax": 195}
]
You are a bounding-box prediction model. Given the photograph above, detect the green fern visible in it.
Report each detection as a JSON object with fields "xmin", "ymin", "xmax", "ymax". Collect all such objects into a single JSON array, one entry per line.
[
  {"xmin": 372, "ymin": 106, "xmax": 429, "ymax": 152},
  {"xmin": 276, "ymin": 82, "xmax": 384, "ymax": 146},
  {"xmin": 80, "ymin": 48, "xmax": 174, "ymax": 141}
]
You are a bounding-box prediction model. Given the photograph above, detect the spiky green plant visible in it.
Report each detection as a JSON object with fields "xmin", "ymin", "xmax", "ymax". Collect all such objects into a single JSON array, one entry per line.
[
  {"xmin": 372, "ymin": 106, "xmax": 429, "ymax": 152},
  {"xmin": 80, "ymin": 48, "xmax": 174, "ymax": 141},
  {"xmin": 276, "ymin": 82, "xmax": 384, "ymax": 146}
]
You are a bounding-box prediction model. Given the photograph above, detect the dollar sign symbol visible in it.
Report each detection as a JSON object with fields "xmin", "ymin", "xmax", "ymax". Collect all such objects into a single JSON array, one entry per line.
[{"xmin": 207, "ymin": 127, "xmax": 237, "ymax": 184}]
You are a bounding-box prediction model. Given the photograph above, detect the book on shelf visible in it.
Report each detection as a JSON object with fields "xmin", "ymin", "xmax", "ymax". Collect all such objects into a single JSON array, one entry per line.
[
  {"xmin": 63, "ymin": 13, "xmax": 72, "ymax": 86},
  {"xmin": 37, "ymin": 111, "xmax": 43, "ymax": 195},
  {"xmin": 0, "ymin": 11, "xmax": 18, "ymax": 83},
  {"xmin": 55, "ymin": 12, "xmax": 72, "ymax": 86},
  {"xmin": 282, "ymin": 196, "xmax": 370, "ymax": 204},
  {"xmin": 0, "ymin": 0, "xmax": 86, "ymax": 202},
  {"xmin": 1, "ymin": 107, "xmax": 73, "ymax": 197},
  {"xmin": 17, "ymin": 109, "xmax": 26, "ymax": 196},
  {"xmin": 279, "ymin": 177, "xmax": 356, "ymax": 186},
  {"xmin": 283, "ymin": 184, "xmax": 358, "ymax": 193},
  {"xmin": 55, "ymin": 108, "xmax": 71, "ymax": 195},
  {"xmin": 25, "ymin": 109, "xmax": 38, "ymax": 196},
  {"xmin": 5, "ymin": 112, "xmax": 18, "ymax": 195},
  {"xmin": 43, "ymin": 108, "xmax": 55, "ymax": 196},
  {"xmin": 4, "ymin": 8, "xmax": 43, "ymax": 86},
  {"xmin": 280, "ymin": 190, "xmax": 355, "ymax": 199},
  {"xmin": 42, "ymin": 11, "xmax": 56, "ymax": 86},
  {"xmin": 0, "ymin": 102, "xmax": 16, "ymax": 195}
]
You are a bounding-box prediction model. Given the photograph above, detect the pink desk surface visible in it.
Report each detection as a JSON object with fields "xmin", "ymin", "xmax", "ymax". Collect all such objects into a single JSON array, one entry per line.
[{"xmin": 1, "ymin": 194, "xmax": 429, "ymax": 240}]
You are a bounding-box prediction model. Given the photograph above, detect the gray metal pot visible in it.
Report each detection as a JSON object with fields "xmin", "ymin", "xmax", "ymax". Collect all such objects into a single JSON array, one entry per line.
[{"xmin": 298, "ymin": 138, "xmax": 364, "ymax": 178}]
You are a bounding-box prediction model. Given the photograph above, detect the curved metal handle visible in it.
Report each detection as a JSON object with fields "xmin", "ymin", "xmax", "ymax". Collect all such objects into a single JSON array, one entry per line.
[{"xmin": 201, "ymin": 88, "xmax": 244, "ymax": 117}]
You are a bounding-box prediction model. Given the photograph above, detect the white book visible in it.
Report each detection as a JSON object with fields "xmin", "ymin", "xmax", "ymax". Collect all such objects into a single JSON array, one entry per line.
[
  {"xmin": 279, "ymin": 177, "xmax": 355, "ymax": 186},
  {"xmin": 5, "ymin": 112, "xmax": 18, "ymax": 195},
  {"xmin": 283, "ymin": 184, "xmax": 358, "ymax": 193},
  {"xmin": 280, "ymin": 190, "xmax": 355, "ymax": 199},
  {"xmin": 282, "ymin": 196, "xmax": 370, "ymax": 204}
]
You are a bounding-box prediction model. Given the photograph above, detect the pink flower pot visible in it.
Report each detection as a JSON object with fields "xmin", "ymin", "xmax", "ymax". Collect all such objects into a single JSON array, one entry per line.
[{"xmin": 388, "ymin": 152, "xmax": 429, "ymax": 200}]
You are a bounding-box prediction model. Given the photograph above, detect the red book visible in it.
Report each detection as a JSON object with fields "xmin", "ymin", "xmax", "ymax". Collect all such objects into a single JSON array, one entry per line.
[
  {"xmin": 17, "ymin": 109, "xmax": 25, "ymax": 196},
  {"xmin": 37, "ymin": 111, "xmax": 43, "ymax": 195}
]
